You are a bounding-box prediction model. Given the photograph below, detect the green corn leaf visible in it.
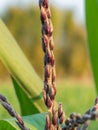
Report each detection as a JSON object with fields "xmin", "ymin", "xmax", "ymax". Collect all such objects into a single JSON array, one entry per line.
[
  {"xmin": 11, "ymin": 76, "xmax": 39, "ymax": 115},
  {"xmin": 85, "ymin": 0, "xmax": 98, "ymax": 93},
  {"xmin": 0, "ymin": 113, "xmax": 45, "ymax": 130},
  {"xmin": 0, "ymin": 19, "xmax": 45, "ymax": 112}
]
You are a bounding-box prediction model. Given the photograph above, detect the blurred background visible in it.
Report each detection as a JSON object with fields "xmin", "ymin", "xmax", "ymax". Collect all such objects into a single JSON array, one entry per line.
[
  {"xmin": 0, "ymin": 1, "xmax": 97, "ymax": 129},
  {"xmin": 0, "ymin": 0, "xmax": 89, "ymax": 79}
]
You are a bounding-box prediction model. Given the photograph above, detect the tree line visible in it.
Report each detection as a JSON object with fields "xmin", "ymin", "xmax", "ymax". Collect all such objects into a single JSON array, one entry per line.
[{"xmin": 0, "ymin": 6, "xmax": 89, "ymax": 79}]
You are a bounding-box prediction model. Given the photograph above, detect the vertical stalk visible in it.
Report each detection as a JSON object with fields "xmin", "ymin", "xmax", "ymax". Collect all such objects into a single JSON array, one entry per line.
[{"xmin": 39, "ymin": 0, "xmax": 64, "ymax": 130}]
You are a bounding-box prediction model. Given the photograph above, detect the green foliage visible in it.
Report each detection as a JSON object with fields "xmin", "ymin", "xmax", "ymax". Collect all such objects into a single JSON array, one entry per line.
[
  {"xmin": 86, "ymin": 0, "xmax": 98, "ymax": 93},
  {"xmin": 0, "ymin": 80, "xmax": 97, "ymax": 130},
  {"xmin": 58, "ymin": 11, "xmax": 88, "ymax": 76},
  {"xmin": 0, "ymin": 19, "xmax": 45, "ymax": 113},
  {"xmin": 0, "ymin": 113, "xmax": 45, "ymax": 130},
  {"xmin": 56, "ymin": 80, "xmax": 96, "ymax": 115},
  {"xmin": 11, "ymin": 77, "xmax": 39, "ymax": 115}
]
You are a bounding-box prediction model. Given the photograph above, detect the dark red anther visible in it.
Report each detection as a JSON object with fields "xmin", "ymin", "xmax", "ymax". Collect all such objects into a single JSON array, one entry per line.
[
  {"xmin": 45, "ymin": 23, "xmax": 53, "ymax": 36},
  {"xmin": 46, "ymin": 8, "xmax": 51, "ymax": 18},
  {"xmin": 45, "ymin": 23, "xmax": 51, "ymax": 34},
  {"xmin": 41, "ymin": 7, "xmax": 47, "ymax": 23},
  {"xmin": 44, "ymin": 54, "xmax": 47, "ymax": 66},
  {"xmin": 52, "ymin": 83, "xmax": 56, "ymax": 96},
  {"xmin": 58, "ymin": 104, "xmax": 63, "ymax": 118},
  {"xmin": 47, "ymin": 49, "xmax": 52, "ymax": 63},
  {"xmin": 52, "ymin": 68, "xmax": 56, "ymax": 82},
  {"xmin": 49, "ymin": 38, "xmax": 54, "ymax": 50},
  {"xmin": 52, "ymin": 105, "xmax": 55, "ymax": 114},
  {"xmin": 45, "ymin": 114, "xmax": 51, "ymax": 129},
  {"xmin": 49, "ymin": 87, "xmax": 55, "ymax": 100},
  {"xmin": 58, "ymin": 104, "xmax": 64, "ymax": 124},
  {"xmin": 44, "ymin": 73, "xmax": 48, "ymax": 82},
  {"xmin": 59, "ymin": 114, "xmax": 64, "ymax": 124},
  {"xmin": 16, "ymin": 114, "xmax": 24, "ymax": 125},
  {"xmin": 52, "ymin": 106, "xmax": 57, "ymax": 125},
  {"xmin": 2, "ymin": 102, "xmax": 16, "ymax": 117},
  {"xmin": 46, "ymin": 95, "xmax": 52, "ymax": 108},
  {"xmin": 43, "ymin": 90, "xmax": 47, "ymax": 103},
  {"xmin": 44, "ymin": 35, "xmax": 49, "ymax": 45},
  {"xmin": 0, "ymin": 94, "xmax": 8, "ymax": 104},
  {"xmin": 39, "ymin": 0, "xmax": 48, "ymax": 9},
  {"xmin": 42, "ymin": 41, "xmax": 46, "ymax": 52},
  {"xmin": 52, "ymin": 114, "xmax": 57, "ymax": 125},
  {"xmin": 95, "ymin": 97, "xmax": 98, "ymax": 105},
  {"xmin": 43, "ymin": 0, "xmax": 48, "ymax": 8},
  {"xmin": 49, "ymin": 21, "xmax": 53, "ymax": 36},
  {"xmin": 45, "ymin": 65, "xmax": 50, "ymax": 78},
  {"xmin": 42, "ymin": 35, "xmax": 48, "ymax": 50},
  {"xmin": 44, "ymin": 83, "xmax": 49, "ymax": 93},
  {"xmin": 51, "ymin": 52, "xmax": 55, "ymax": 66}
]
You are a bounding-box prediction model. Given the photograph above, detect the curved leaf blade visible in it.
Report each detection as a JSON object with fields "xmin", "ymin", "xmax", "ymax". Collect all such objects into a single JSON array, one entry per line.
[
  {"xmin": 11, "ymin": 76, "xmax": 39, "ymax": 115},
  {"xmin": 0, "ymin": 113, "xmax": 45, "ymax": 130},
  {"xmin": 0, "ymin": 120, "xmax": 16, "ymax": 130},
  {"xmin": 85, "ymin": 0, "xmax": 98, "ymax": 93},
  {"xmin": 0, "ymin": 19, "xmax": 45, "ymax": 112}
]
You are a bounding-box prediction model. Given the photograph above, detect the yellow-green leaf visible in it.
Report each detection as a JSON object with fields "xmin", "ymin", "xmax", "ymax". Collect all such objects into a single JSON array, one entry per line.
[{"xmin": 0, "ymin": 19, "xmax": 45, "ymax": 112}]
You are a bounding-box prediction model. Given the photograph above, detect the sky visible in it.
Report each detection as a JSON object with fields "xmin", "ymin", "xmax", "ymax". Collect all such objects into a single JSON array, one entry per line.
[{"xmin": 0, "ymin": 0, "xmax": 85, "ymax": 23}]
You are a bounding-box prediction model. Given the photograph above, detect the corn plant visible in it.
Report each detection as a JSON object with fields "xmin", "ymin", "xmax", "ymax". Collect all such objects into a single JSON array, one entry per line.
[{"xmin": 0, "ymin": 0, "xmax": 98, "ymax": 130}]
